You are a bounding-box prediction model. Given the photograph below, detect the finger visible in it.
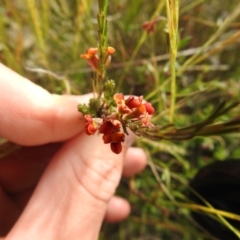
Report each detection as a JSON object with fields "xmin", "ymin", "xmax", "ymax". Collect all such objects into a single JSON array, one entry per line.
[
  {"xmin": 104, "ymin": 196, "xmax": 131, "ymax": 223},
  {"xmin": 7, "ymin": 131, "xmax": 135, "ymax": 239},
  {"xmin": 122, "ymin": 147, "xmax": 147, "ymax": 177},
  {"xmin": 0, "ymin": 64, "xmax": 90, "ymax": 146},
  {"xmin": 103, "ymin": 147, "xmax": 147, "ymax": 223}
]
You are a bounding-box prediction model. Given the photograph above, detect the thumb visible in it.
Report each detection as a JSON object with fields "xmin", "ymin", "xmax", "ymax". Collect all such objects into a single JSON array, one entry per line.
[{"xmin": 6, "ymin": 130, "xmax": 134, "ymax": 240}]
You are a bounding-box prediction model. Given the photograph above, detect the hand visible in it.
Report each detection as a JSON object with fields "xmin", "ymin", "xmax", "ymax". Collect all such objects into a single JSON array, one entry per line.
[{"xmin": 0, "ymin": 64, "xmax": 147, "ymax": 239}]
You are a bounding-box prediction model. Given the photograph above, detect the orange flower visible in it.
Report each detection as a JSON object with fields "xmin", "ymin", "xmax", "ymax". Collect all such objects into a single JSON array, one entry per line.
[
  {"xmin": 84, "ymin": 115, "xmax": 97, "ymax": 135},
  {"xmin": 80, "ymin": 48, "xmax": 99, "ymax": 70},
  {"xmin": 114, "ymin": 93, "xmax": 131, "ymax": 114},
  {"xmin": 80, "ymin": 47, "xmax": 115, "ymax": 70},
  {"xmin": 107, "ymin": 47, "xmax": 116, "ymax": 54},
  {"xmin": 130, "ymin": 104, "xmax": 146, "ymax": 118},
  {"xmin": 114, "ymin": 93, "xmax": 155, "ymax": 121},
  {"xmin": 114, "ymin": 93, "xmax": 125, "ymax": 105}
]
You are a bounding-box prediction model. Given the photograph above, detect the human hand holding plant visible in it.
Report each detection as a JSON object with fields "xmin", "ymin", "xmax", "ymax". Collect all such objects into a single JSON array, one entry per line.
[
  {"xmin": 0, "ymin": 64, "xmax": 147, "ymax": 239},
  {"xmin": 2, "ymin": 0, "xmax": 240, "ymax": 239}
]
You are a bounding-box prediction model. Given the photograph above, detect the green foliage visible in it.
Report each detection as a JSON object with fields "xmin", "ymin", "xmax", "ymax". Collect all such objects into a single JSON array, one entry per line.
[{"xmin": 1, "ymin": 0, "xmax": 240, "ymax": 239}]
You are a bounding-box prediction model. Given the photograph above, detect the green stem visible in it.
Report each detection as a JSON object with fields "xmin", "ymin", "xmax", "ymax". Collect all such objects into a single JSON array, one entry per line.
[
  {"xmin": 97, "ymin": 0, "xmax": 109, "ymax": 96},
  {"xmin": 165, "ymin": 0, "xmax": 179, "ymax": 123}
]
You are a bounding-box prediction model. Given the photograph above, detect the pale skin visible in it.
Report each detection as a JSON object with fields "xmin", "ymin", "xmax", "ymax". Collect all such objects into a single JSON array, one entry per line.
[{"xmin": 0, "ymin": 64, "xmax": 147, "ymax": 239}]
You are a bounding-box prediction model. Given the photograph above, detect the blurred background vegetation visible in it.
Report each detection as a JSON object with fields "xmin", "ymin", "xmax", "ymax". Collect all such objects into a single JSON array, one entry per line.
[{"xmin": 1, "ymin": 0, "xmax": 240, "ymax": 239}]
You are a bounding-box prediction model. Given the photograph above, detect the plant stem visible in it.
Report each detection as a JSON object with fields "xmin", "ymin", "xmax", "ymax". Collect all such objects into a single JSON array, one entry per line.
[
  {"xmin": 165, "ymin": 0, "xmax": 179, "ymax": 123},
  {"xmin": 97, "ymin": 0, "xmax": 109, "ymax": 96}
]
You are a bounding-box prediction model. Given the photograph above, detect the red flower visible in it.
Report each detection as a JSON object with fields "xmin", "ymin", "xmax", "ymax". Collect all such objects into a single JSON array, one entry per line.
[
  {"xmin": 82, "ymin": 92, "xmax": 155, "ymax": 155},
  {"xmin": 125, "ymin": 96, "xmax": 142, "ymax": 109},
  {"xmin": 99, "ymin": 119, "xmax": 121, "ymax": 134},
  {"xmin": 103, "ymin": 131, "xmax": 125, "ymax": 143},
  {"xmin": 144, "ymin": 102, "xmax": 155, "ymax": 114},
  {"xmin": 110, "ymin": 142, "xmax": 122, "ymax": 154},
  {"xmin": 114, "ymin": 93, "xmax": 155, "ymax": 127},
  {"xmin": 111, "ymin": 131, "xmax": 125, "ymax": 142},
  {"xmin": 84, "ymin": 115, "xmax": 97, "ymax": 135},
  {"xmin": 99, "ymin": 118, "xmax": 125, "ymax": 154},
  {"xmin": 142, "ymin": 18, "xmax": 161, "ymax": 34},
  {"xmin": 99, "ymin": 120, "xmax": 114, "ymax": 135}
]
